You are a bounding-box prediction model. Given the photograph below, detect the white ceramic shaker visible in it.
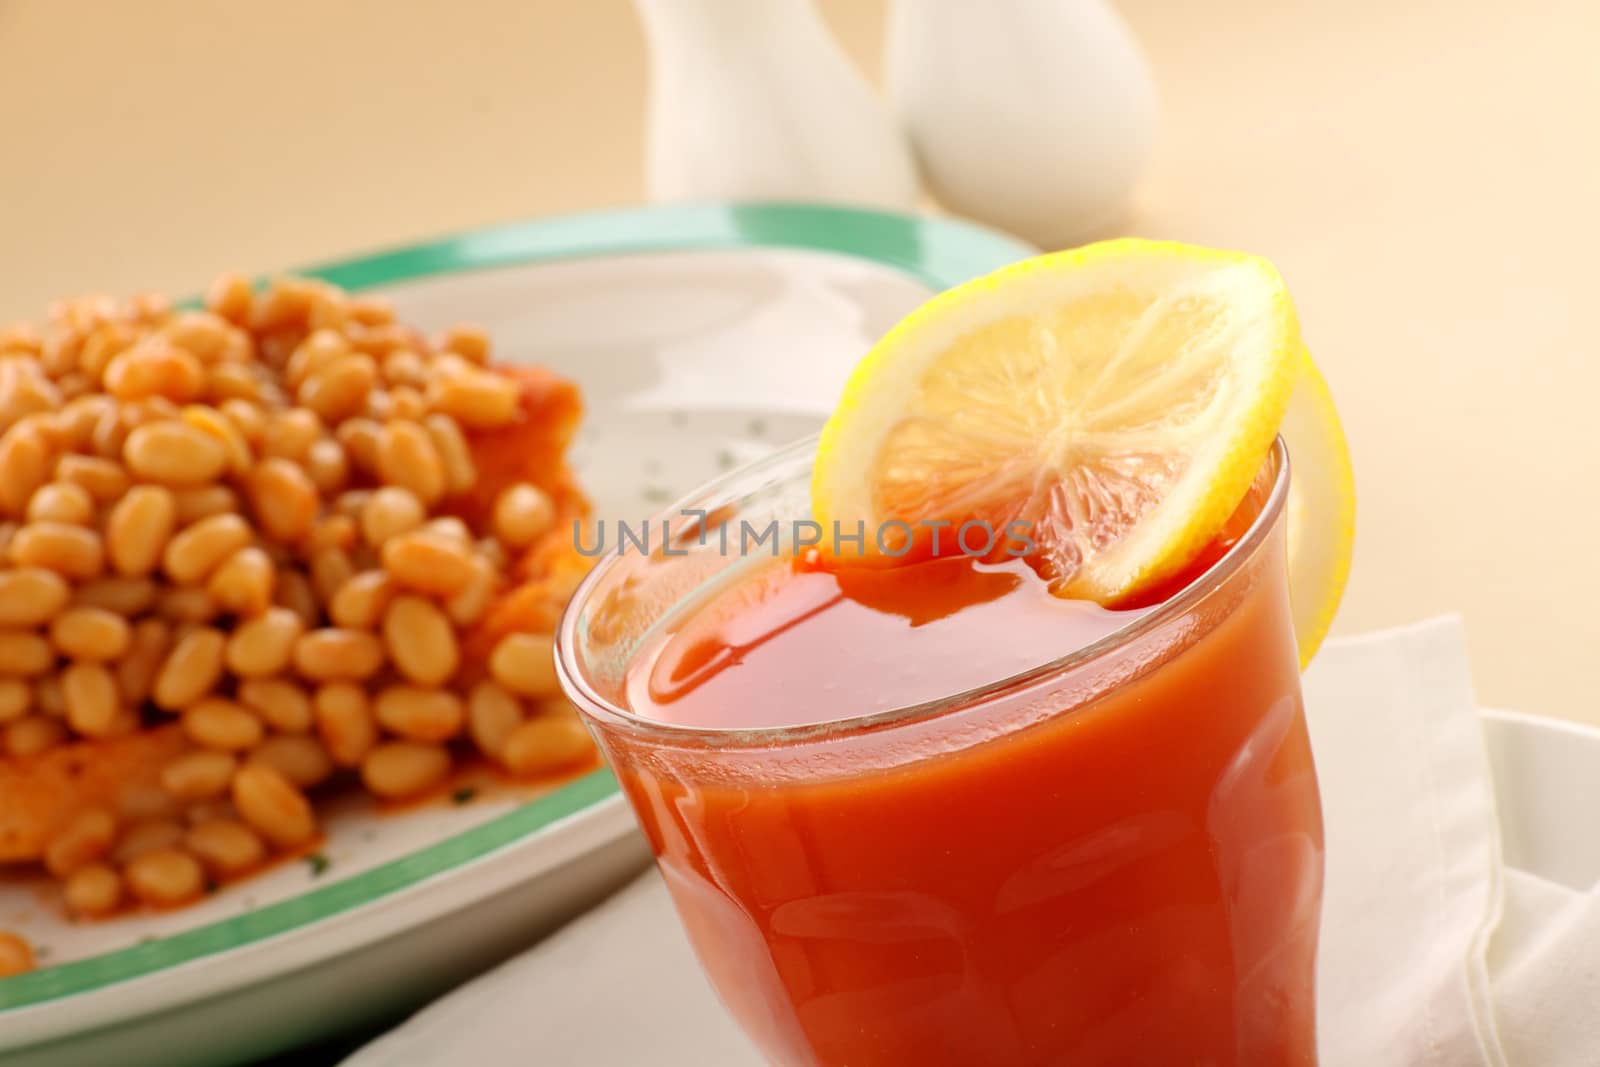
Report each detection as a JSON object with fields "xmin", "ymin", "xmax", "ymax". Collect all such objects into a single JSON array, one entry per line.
[
  {"xmin": 885, "ymin": 0, "xmax": 1158, "ymax": 247},
  {"xmin": 633, "ymin": 0, "xmax": 919, "ymax": 210}
]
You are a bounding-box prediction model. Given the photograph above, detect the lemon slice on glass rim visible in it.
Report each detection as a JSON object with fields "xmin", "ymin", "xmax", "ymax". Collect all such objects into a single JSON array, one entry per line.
[{"xmin": 811, "ymin": 238, "xmax": 1354, "ymax": 665}]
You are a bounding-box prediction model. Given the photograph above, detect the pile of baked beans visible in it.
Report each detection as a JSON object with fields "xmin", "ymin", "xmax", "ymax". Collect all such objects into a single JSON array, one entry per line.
[{"xmin": 0, "ymin": 275, "xmax": 595, "ymax": 971}]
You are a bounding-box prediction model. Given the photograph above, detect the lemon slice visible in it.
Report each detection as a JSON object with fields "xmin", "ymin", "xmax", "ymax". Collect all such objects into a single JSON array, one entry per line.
[
  {"xmin": 1281, "ymin": 347, "xmax": 1356, "ymax": 664},
  {"xmin": 813, "ymin": 238, "xmax": 1351, "ymax": 661}
]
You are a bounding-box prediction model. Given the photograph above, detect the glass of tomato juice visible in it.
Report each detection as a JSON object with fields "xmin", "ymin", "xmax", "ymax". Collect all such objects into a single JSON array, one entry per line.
[{"xmin": 555, "ymin": 436, "xmax": 1323, "ymax": 1067}]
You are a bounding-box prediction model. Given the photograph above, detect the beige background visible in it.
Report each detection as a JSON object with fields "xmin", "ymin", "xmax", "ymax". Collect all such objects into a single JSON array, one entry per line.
[{"xmin": 1, "ymin": 0, "xmax": 1597, "ymax": 721}]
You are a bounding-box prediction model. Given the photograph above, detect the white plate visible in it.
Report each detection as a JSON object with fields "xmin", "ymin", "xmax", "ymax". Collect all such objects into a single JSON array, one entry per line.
[{"xmin": 0, "ymin": 203, "xmax": 1033, "ymax": 1066}]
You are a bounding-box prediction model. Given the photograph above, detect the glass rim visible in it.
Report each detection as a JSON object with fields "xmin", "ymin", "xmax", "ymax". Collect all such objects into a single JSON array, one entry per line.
[{"xmin": 555, "ymin": 434, "xmax": 1291, "ymax": 747}]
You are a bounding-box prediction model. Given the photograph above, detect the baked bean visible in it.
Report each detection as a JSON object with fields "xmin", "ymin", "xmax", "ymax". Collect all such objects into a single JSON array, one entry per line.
[
  {"xmin": 424, "ymin": 516, "xmax": 472, "ymax": 543},
  {"xmin": 292, "ymin": 628, "xmax": 384, "ymax": 682},
  {"xmin": 64, "ymin": 863, "xmax": 123, "ymax": 917},
  {"xmin": 0, "ymin": 631, "xmax": 54, "ymax": 676},
  {"xmin": 381, "ymin": 529, "xmax": 476, "ymax": 597},
  {"xmin": 157, "ymin": 586, "xmax": 218, "ymax": 624},
  {"xmin": 0, "ymin": 932, "xmax": 35, "ymax": 976},
  {"xmin": 62, "ymin": 663, "xmax": 121, "ymax": 737},
  {"xmin": 56, "ymin": 369, "xmax": 93, "ymax": 398},
  {"xmin": 173, "ymin": 485, "xmax": 240, "ymax": 525},
  {"xmin": 12, "ymin": 412, "xmax": 74, "ymax": 455},
  {"xmin": 274, "ymin": 570, "xmax": 321, "ymax": 628},
  {"xmin": 0, "ymin": 566, "xmax": 70, "ymax": 625},
  {"xmin": 329, "ymin": 570, "xmax": 394, "ymax": 630},
  {"xmin": 467, "ymin": 680, "xmax": 523, "ymax": 760},
  {"xmin": 440, "ymin": 323, "xmax": 491, "ymax": 364},
  {"xmin": 364, "ymin": 389, "xmax": 395, "ymax": 421},
  {"xmin": 184, "ymin": 819, "xmax": 265, "ymax": 879},
  {"xmin": 56, "ymin": 454, "xmax": 130, "ymax": 502},
  {"xmin": 180, "ymin": 405, "xmax": 252, "ymax": 475},
  {"xmin": 117, "ymin": 619, "xmax": 171, "ymax": 705},
  {"xmin": 44, "ymin": 808, "xmax": 117, "ymax": 877},
  {"xmin": 104, "ymin": 340, "xmax": 206, "ymax": 403},
  {"xmin": 284, "ymin": 329, "xmax": 347, "ymax": 389},
  {"xmin": 488, "ymin": 632, "xmax": 560, "ymax": 697},
  {"xmin": 248, "ymin": 734, "xmax": 334, "ymax": 789},
  {"xmin": 92, "ymin": 410, "xmax": 133, "ymax": 461},
  {"xmin": 164, "ymin": 513, "xmax": 251, "ymax": 584},
  {"xmin": 224, "ymin": 607, "xmax": 304, "ymax": 678},
  {"xmin": 500, "ymin": 715, "xmax": 595, "ymax": 777},
  {"xmin": 237, "ymin": 678, "xmax": 312, "ymax": 733},
  {"xmin": 161, "ymin": 749, "xmax": 238, "ymax": 801},
  {"xmin": 309, "ymin": 546, "xmax": 355, "ymax": 604},
  {"xmin": 125, "ymin": 290, "xmax": 172, "ymax": 324},
  {"xmin": 113, "ymin": 818, "xmax": 185, "ymax": 864},
  {"xmin": 299, "ymin": 353, "xmax": 377, "ymax": 422},
  {"xmin": 335, "ymin": 417, "xmax": 382, "ymax": 474},
  {"xmin": 361, "ymin": 742, "xmax": 451, "ymax": 799},
  {"xmin": 59, "ymin": 395, "xmax": 115, "ymax": 446},
  {"xmin": 374, "ymin": 685, "xmax": 463, "ymax": 742},
  {"xmin": 183, "ymin": 698, "xmax": 263, "ymax": 752},
  {"xmin": 390, "ymin": 386, "xmax": 428, "ymax": 420},
  {"xmin": 26, "ymin": 481, "xmax": 94, "ymax": 526},
  {"xmin": 0, "ymin": 678, "xmax": 30, "ymax": 722},
  {"xmin": 0, "ymin": 425, "xmax": 53, "ymax": 517},
  {"xmin": 376, "ymin": 420, "xmax": 445, "ymax": 505},
  {"xmin": 382, "ymin": 595, "xmax": 458, "ymax": 686},
  {"xmin": 208, "ymin": 546, "xmax": 275, "ymax": 616},
  {"xmin": 11, "ymin": 521, "xmax": 105, "ymax": 580},
  {"xmin": 260, "ymin": 407, "xmax": 322, "ymax": 461},
  {"xmin": 444, "ymin": 557, "xmax": 499, "ymax": 626},
  {"xmin": 248, "ymin": 458, "xmax": 318, "ymax": 544},
  {"xmin": 347, "ymin": 322, "xmax": 416, "ymax": 357},
  {"xmin": 307, "ymin": 289, "xmax": 354, "ymax": 332},
  {"xmin": 382, "ymin": 348, "xmax": 426, "ymax": 388},
  {"xmin": 218, "ymin": 398, "xmax": 266, "ymax": 445},
  {"xmin": 5, "ymin": 715, "xmax": 66, "ymax": 756},
  {"xmin": 427, "ymin": 369, "xmax": 520, "ymax": 429},
  {"xmin": 304, "ymin": 437, "xmax": 349, "ymax": 494},
  {"xmin": 205, "ymin": 361, "xmax": 261, "ymax": 402},
  {"xmin": 105, "ymin": 485, "xmax": 177, "ymax": 576},
  {"xmin": 254, "ymin": 331, "xmax": 296, "ymax": 369},
  {"xmin": 123, "ymin": 420, "xmax": 227, "ymax": 487},
  {"xmin": 232, "ymin": 764, "xmax": 316, "ymax": 847},
  {"xmin": 313, "ymin": 683, "xmax": 376, "ymax": 766},
  {"xmin": 305, "ymin": 514, "xmax": 357, "ymax": 555},
  {"xmin": 476, "ymin": 537, "xmax": 508, "ymax": 571},
  {"xmin": 205, "ymin": 273, "xmax": 253, "ymax": 325},
  {"xmin": 152, "ymin": 627, "xmax": 226, "ymax": 709},
  {"xmin": 75, "ymin": 320, "xmax": 129, "ymax": 377},
  {"xmin": 125, "ymin": 846, "xmax": 205, "ymax": 907},
  {"xmin": 359, "ymin": 486, "xmax": 425, "ymax": 549},
  {"xmin": 73, "ymin": 576, "xmax": 159, "ymax": 616},
  {"xmin": 348, "ymin": 295, "xmax": 394, "ymax": 327},
  {"xmin": 51, "ymin": 607, "xmax": 132, "ymax": 661},
  {"xmin": 162, "ymin": 311, "xmax": 235, "ymax": 363},
  {"xmin": 493, "ymin": 483, "xmax": 555, "ymax": 549}
]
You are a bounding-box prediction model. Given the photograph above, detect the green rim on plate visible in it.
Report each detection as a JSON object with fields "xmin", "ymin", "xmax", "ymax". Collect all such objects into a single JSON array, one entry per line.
[{"xmin": 0, "ymin": 201, "xmax": 1032, "ymax": 1012}]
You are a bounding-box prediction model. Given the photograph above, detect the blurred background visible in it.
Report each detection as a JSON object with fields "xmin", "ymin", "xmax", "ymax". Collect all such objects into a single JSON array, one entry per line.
[{"xmin": 1, "ymin": 0, "xmax": 1597, "ymax": 722}]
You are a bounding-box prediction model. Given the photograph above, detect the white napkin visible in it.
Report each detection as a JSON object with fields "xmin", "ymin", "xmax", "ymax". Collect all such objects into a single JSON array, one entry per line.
[
  {"xmin": 346, "ymin": 618, "xmax": 1515, "ymax": 1066},
  {"xmin": 1490, "ymin": 870, "xmax": 1600, "ymax": 1066},
  {"xmin": 1304, "ymin": 618, "xmax": 1504, "ymax": 1066}
]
